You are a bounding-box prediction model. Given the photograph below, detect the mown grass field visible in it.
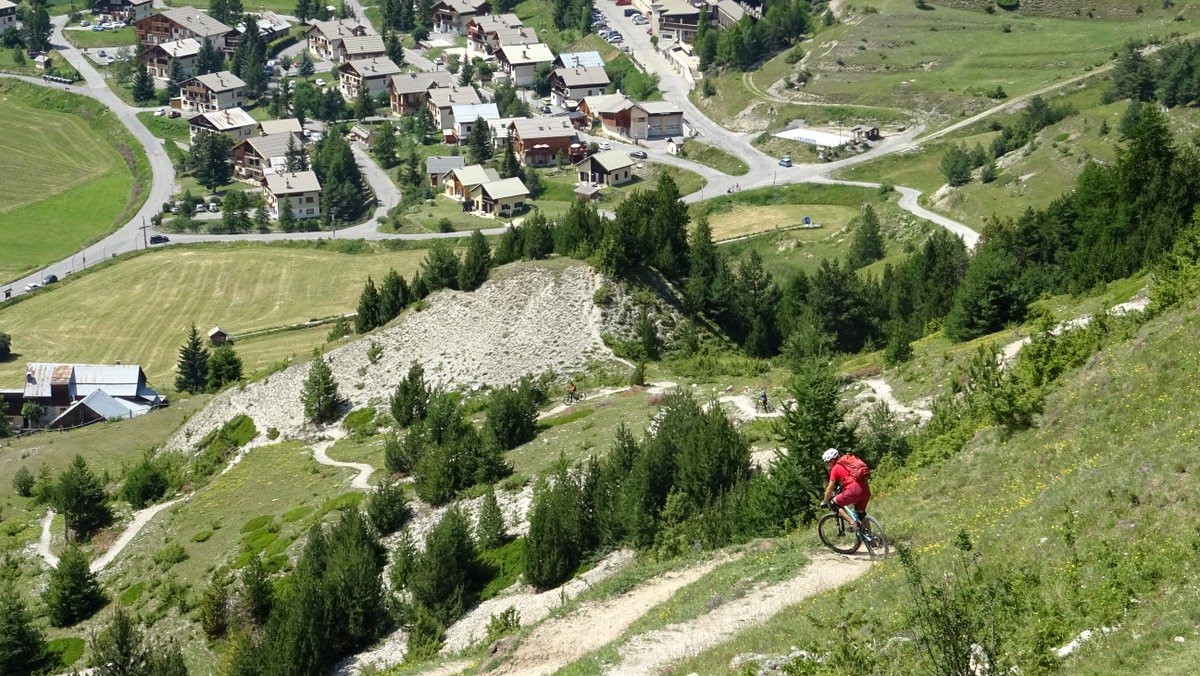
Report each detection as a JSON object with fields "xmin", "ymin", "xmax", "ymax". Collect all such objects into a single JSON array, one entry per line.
[
  {"xmin": 0, "ymin": 243, "xmax": 428, "ymax": 387},
  {"xmin": 678, "ymin": 140, "xmax": 750, "ymax": 176},
  {"xmin": 61, "ymin": 26, "xmax": 138, "ymax": 48},
  {"xmin": 674, "ymin": 293, "xmax": 1200, "ymax": 673},
  {"xmin": 0, "ymin": 81, "xmax": 149, "ymax": 284}
]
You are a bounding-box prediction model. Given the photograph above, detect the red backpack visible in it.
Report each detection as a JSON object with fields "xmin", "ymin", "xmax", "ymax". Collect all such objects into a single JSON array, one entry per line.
[{"xmin": 836, "ymin": 454, "xmax": 871, "ymax": 481}]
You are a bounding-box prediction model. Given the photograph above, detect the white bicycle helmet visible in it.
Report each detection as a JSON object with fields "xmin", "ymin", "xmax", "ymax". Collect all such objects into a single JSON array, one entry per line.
[{"xmin": 821, "ymin": 448, "xmax": 840, "ymax": 463}]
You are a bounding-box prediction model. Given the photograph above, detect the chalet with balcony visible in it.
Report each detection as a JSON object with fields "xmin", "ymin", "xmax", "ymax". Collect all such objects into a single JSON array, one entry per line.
[
  {"xmin": 233, "ymin": 132, "xmax": 301, "ymax": 181},
  {"xmin": 432, "ymin": 0, "xmax": 491, "ymax": 35},
  {"xmin": 138, "ymin": 38, "xmax": 200, "ymax": 81},
  {"xmin": 451, "ymin": 102, "xmax": 500, "ymax": 143},
  {"xmin": 427, "ymin": 155, "xmax": 465, "ymax": 187},
  {"xmin": 95, "ymin": 0, "xmax": 153, "ymax": 23},
  {"xmin": 179, "ymin": 70, "xmax": 245, "ymax": 113},
  {"xmin": 427, "ymin": 85, "xmax": 483, "ymax": 131},
  {"xmin": 305, "ymin": 18, "xmax": 376, "ymax": 62},
  {"xmin": 468, "ymin": 177, "xmax": 529, "ymax": 217},
  {"xmin": 0, "ymin": 0, "xmax": 19, "ymax": 29},
  {"xmin": 509, "ymin": 117, "xmax": 582, "ymax": 167},
  {"xmin": 579, "ymin": 94, "xmax": 682, "ymax": 140},
  {"xmin": 652, "ymin": 0, "xmax": 700, "ymax": 44},
  {"xmin": 465, "ymin": 13, "xmax": 525, "ymax": 56},
  {"xmin": 388, "ymin": 71, "xmax": 453, "ymax": 115},
  {"xmin": 338, "ymin": 57, "xmax": 403, "ymax": 99},
  {"xmin": 442, "ymin": 164, "xmax": 500, "ymax": 200},
  {"xmin": 495, "ymin": 43, "xmax": 555, "ymax": 87},
  {"xmin": 136, "ymin": 8, "xmax": 234, "ymax": 51},
  {"xmin": 264, "ymin": 171, "xmax": 322, "ymax": 220},
  {"xmin": 576, "ymin": 149, "xmax": 636, "ymax": 186},
  {"xmin": 549, "ymin": 66, "xmax": 610, "ymax": 108},
  {"xmin": 189, "ymin": 107, "xmax": 258, "ymax": 142}
]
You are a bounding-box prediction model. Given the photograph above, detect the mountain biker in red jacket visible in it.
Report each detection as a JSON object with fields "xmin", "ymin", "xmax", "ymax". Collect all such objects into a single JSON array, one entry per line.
[{"xmin": 820, "ymin": 448, "xmax": 871, "ymax": 531}]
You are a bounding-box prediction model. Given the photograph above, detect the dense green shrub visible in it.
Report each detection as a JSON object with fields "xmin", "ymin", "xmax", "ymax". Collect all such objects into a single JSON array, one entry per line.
[
  {"xmin": 122, "ymin": 456, "xmax": 169, "ymax": 509},
  {"xmin": 366, "ymin": 476, "xmax": 411, "ymax": 534}
]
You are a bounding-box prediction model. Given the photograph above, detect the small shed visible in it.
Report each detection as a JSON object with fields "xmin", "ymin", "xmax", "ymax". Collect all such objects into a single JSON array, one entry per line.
[
  {"xmin": 34, "ymin": 54, "xmax": 52, "ymax": 70},
  {"xmin": 350, "ymin": 124, "xmax": 374, "ymax": 145},
  {"xmin": 666, "ymin": 137, "xmax": 682, "ymax": 156},
  {"xmin": 574, "ymin": 184, "xmax": 602, "ymax": 202},
  {"xmin": 850, "ymin": 125, "xmax": 881, "ymax": 142},
  {"xmin": 208, "ymin": 326, "xmax": 229, "ymax": 346}
]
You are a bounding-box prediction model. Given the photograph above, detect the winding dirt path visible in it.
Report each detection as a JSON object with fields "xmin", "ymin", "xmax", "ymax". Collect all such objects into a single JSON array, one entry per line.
[
  {"xmin": 491, "ymin": 553, "xmax": 737, "ymax": 675},
  {"xmin": 36, "ymin": 510, "xmax": 59, "ymax": 568},
  {"xmin": 607, "ymin": 553, "xmax": 873, "ymax": 674},
  {"xmin": 89, "ymin": 497, "xmax": 186, "ymax": 573},
  {"xmin": 856, "ymin": 378, "xmax": 932, "ymax": 422},
  {"xmin": 311, "ymin": 429, "xmax": 375, "ymax": 490}
]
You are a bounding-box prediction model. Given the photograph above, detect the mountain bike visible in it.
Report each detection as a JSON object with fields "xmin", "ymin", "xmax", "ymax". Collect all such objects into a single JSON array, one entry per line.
[
  {"xmin": 817, "ymin": 501, "xmax": 889, "ymax": 560},
  {"xmin": 755, "ymin": 398, "xmax": 773, "ymax": 414},
  {"xmin": 562, "ymin": 390, "xmax": 584, "ymax": 406}
]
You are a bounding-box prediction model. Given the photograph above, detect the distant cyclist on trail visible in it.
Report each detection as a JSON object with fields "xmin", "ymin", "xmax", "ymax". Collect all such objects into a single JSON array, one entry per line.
[
  {"xmin": 820, "ymin": 448, "xmax": 871, "ymax": 532},
  {"xmin": 758, "ymin": 387, "xmax": 768, "ymax": 409},
  {"xmin": 568, "ymin": 381, "xmax": 578, "ymax": 396}
]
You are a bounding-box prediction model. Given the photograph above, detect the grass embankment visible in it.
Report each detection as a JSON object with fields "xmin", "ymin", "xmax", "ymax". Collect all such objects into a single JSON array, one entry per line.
[
  {"xmin": 61, "ymin": 27, "xmax": 138, "ymax": 49},
  {"xmin": 0, "ymin": 80, "xmax": 150, "ymax": 283},
  {"xmin": 678, "ymin": 140, "xmax": 749, "ymax": 176},
  {"xmin": 0, "ymin": 243, "xmax": 428, "ymax": 387},
  {"xmin": 694, "ymin": 183, "xmax": 935, "ymax": 278},
  {"xmin": 675, "ymin": 294, "xmax": 1200, "ymax": 673}
]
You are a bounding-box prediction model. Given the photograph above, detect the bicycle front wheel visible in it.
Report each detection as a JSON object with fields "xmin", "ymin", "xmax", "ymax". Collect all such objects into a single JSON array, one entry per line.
[
  {"xmin": 818, "ymin": 513, "xmax": 861, "ymax": 555},
  {"xmin": 861, "ymin": 516, "xmax": 889, "ymax": 560}
]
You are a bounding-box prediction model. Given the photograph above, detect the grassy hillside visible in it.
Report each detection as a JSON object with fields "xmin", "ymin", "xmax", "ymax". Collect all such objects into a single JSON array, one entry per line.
[
  {"xmin": 692, "ymin": 0, "xmax": 1200, "ymax": 131},
  {"xmin": 0, "ymin": 81, "xmax": 150, "ymax": 284},
  {"xmin": 0, "ymin": 243, "xmax": 428, "ymax": 388},
  {"xmin": 670, "ymin": 295, "xmax": 1200, "ymax": 673}
]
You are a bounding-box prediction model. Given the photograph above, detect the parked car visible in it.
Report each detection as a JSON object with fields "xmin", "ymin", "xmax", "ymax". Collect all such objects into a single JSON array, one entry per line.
[
  {"xmin": 153, "ymin": 107, "xmax": 165, "ymax": 116},
  {"xmin": 607, "ymin": 34, "xmax": 623, "ymax": 43},
  {"xmin": 80, "ymin": 20, "xmax": 90, "ymax": 26},
  {"xmin": 42, "ymin": 274, "xmax": 58, "ymax": 285},
  {"xmin": 599, "ymin": 142, "xmax": 612, "ymax": 151},
  {"xmin": 91, "ymin": 24, "xmax": 105, "ymax": 31},
  {"xmin": 149, "ymin": 234, "xmax": 170, "ymax": 245},
  {"xmin": 615, "ymin": 0, "xmax": 631, "ymax": 5},
  {"xmin": 195, "ymin": 203, "xmax": 207, "ymax": 214},
  {"xmin": 623, "ymin": 8, "xmax": 638, "ymax": 16},
  {"xmin": 24, "ymin": 282, "xmax": 41, "ymax": 292},
  {"xmin": 778, "ymin": 156, "xmax": 793, "ymax": 167},
  {"xmin": 208, "ymin": 202, "xmax": 220, "ymax": 212},
  {"xmin": 167, "ymin": 109, "xmax": 181, "ymax": 118},
  {"xmin": 633, "ymin": 15, "xmax": 648, "ymax": 24},
  {"xmin": 629, "ymin": 150, "xmax": 648, "ymax": 159},
  {"xmin": 541, "ymin": 104, "xmax": 552, "ymax": 113}
]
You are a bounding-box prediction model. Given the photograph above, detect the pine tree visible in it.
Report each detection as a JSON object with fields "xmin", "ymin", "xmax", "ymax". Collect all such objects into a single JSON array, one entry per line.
[
  {"xmin": 524, "ymin": 465, "xmax": 583, "ymax": 590},
  {"xmin": 132, "ymin": 61, "xmax": 155, "ymax": 103},
  {"xmin": 366, "ymin": 475, "xmax": 411, "ymax": 533},
  {"xmin": 421, "ymin": 240, "xmax": 461, "ymax": 291},
  {"xmin": 457, "ymin": 230, "xmax": 492, "ymax": 291},
  {"xmin": 637, "ymin": 308, "xmax": 659, "ymax": 360},
  {"xmin": 209, "ymin": 0, "xmax": 230, "ymax": 24},
  {"xmin": 355, "ymin": 276, "xmax": 381, "ymax": 333},
  {"xmin": 408, "ymin": 507, "xmax": 478, "ymax": 624},
  {"xmin": 372, "ymin": 122, "xmax": 398, "ymax": 168},
  {"xmin": 0, "ymin": 585, "xmax": 49, "ymax": 675},
  {"xmin": 195, "ymin": 39, "xmax": 223, "ymax": 76},
  {"xmin": 191, "ymin": 130, "xmax": 234, "ymax": 192},
  {"xmin": 848, "ymin": 204, "xmax": 885, "ymax": 268},
  {"xmin": 175, "ymin": 325, "xmax": 210, "ymax": 393},
  {"xmin": 89, "ymin": 605, "xmax": 150, "ymax": 674},
  {"xmin": 207, "ymin": 343, "xmax": 243, "ymax": 390},
  {"xmin": 298, "ymin": 50, "xmax": 316, "ymax": 77},
  {"xmin": 199, "ymin": 572, "xmax": 231, "ymax": 639},
  {"xmin": 466, "ymin": 117, "xmax": 492, "ymax": 164},
  {"xmin": 152, "ymin": 641, "xmax": 189, "ymax": 676},
  {"xmin": 278, "ymin": 196, "xmax": 299, "ymax": 231},
  {"xmin": 240, "ymin": 554, "xmax": 273, "ymax": 626},
  {"xmin": 321, "ymin": 510, "xmax": 387, "ymax": 655},
  {"xmin": 945, "ymin": 243, "xmax": 1025, "ymax": 341},
  {"xmin": 389, "ymin": 362, "xmax": 429, "ymax": 428},
  {"xmin": 167, "ymin": 57, "xmax": 186, "ymax": 95},
  {"xmin": 475, "ymin": 485, "xmax": 506, "ymax": 550},
  {"xmin": 54, "ymin": 455, "xmax": 113, "ymax": 542},
  {"xmin": 44, "ymin": 546, "xmax": 104, "ymax": 626},
  {"xmin": 285, "ymin": 131, "xmax": 309, "ymax": 172},
  {"xmin": 302, "ymin": 353, "xmax": 341, "ymax": 424},
  {"xmin": 379, "ymin": 268, "xmax": 409, "ymax": 323},
  {"xmin": 295, "ymin": 0, "xmax": 314, "ymax": 22},
  {"xmin": 499, "ymin": 138, "xmax": 521, "ymax": 178}
]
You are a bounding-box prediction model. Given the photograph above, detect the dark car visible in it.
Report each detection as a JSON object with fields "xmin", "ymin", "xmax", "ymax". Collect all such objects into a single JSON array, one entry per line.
[
  {"xmin": 42, "ymin": 274, "xmax": 58, "ymax": 285},
  {"xmin": 149, "ymin": 234, "xmax": 170, "ymax": 245},
  {"xmin": 629, "ymin": 150, "xmax": 648, "ymax": 159},
  {"xmin": 624, "ymin": 8, "xmax": 638, "ymax": 16}
]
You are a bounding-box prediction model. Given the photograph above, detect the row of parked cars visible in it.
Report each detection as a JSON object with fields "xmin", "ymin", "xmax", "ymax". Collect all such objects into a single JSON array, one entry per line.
[{"xmin": 591, "ymin": 11, "xmax": 624, "ymax": 44}]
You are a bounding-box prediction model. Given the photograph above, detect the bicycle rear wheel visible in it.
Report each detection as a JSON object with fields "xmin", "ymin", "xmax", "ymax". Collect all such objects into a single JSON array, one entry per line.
[
  {"xmin": 860, "ymin": 516, "xmax": 889, "ymax": 560},
  {"xmin": 818, "ymin": 513, "xmax": 861, "ymax": 555}
]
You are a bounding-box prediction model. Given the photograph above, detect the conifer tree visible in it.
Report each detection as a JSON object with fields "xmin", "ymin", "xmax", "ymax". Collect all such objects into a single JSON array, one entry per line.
[
  {"xmin": 285, "ymin": 132, "xmax": 309, "ymax": 172},
  {"xmin": 191, "ymin": 130, "xmax": 234, "ymax": 192},
  {"xmin": 199, "ymin": 572, "xmax": 231, "ymax": 639},
  {"xmin": 167, "ymin": 57, "xmax": 186, "ymax": 96},
  {"xmin": 475, "ymin": 485, "xmax": 506, "ymax": 550},
  {"xmin": 241, "ymin": 554, "xmax": 273, "ymax": 626},
  {"xmin": 355, "ymin": 276, "xmax": 381, "ymax": 333},
  {"xmin": 295, "ymin": 0, "xmax": 314, "ymax": 22},
  {"xmin": 848, "ymin": 204, "xmax": 885, "ymax": 268},
  {"xmin": 421, "ymin": 240, "xmax": 461, "ymax": 291},
  {"xmin": 466, "ymin": 116, "xmax": 492, "ymax": 164},
  {"xmin": 175, "ymin": 325, "xmax": 210, "ymax": 393},
  {"xmin": 0, "ymin": 584, "xmax": 49, "ymax": 675},
  {"xmin": 457, "ymin": 230, "xmax": 492, "ymax": 291},
  {"xmin": 301, "ymin": 353, "xmax": 341, "ymax": 424},
  {"xmin": 524, "ymin": 464, "xmax": 584, "ymax": 590},
  {"xmin": 379, "ymin": 268, "xmax": 409, "ymax": 322},
  {"xmin": 195, "ymin": 39, "xmax": 223, "ymax": 76},
  {"xmin": 298, "ymin": 50, "xmax": 316, "ymax": 77},
  {"xmin": 44, "ymin": 546, "xmax": 104, "ymax": 627},
  {"xmin": 132, "ymin": 61, "xmax": 155, "ymax": 103},
  {"xmin": 366, "ymin": 475, "xmax": 411, "ymax": 533},
  {"xmin": 53, "ymin": 455, "xmax": 113, "ymax": 542},
  {"xmin": 89, "ymin": 605, "xmax": 186, "ymax": 675},
  {"xmin": 207, "ymin": 343, "xmax": 243, "ymax": 390},
  {"xmin": 372, "ymin": 122, "xmax": 398, "ymax": 168},
  {"xmin": 278, "ymin": 196, "xmax": 299, "ymax": 231},
  {"xmin": 389, "ymin": 362, "xmax": 429, "ymax": 428},
  {"xmin": 408, "ymin": 507, "xmax": 477, "ymax": 624}
]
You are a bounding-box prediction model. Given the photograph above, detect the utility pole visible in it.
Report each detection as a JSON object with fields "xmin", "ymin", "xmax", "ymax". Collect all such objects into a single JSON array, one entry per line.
[{"xmin": 138, "ymin": 217, "xmax": 149, "ymax": 249}]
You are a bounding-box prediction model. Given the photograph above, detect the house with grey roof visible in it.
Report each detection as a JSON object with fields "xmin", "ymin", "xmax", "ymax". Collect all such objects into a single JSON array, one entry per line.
[
  {"xmin": 427, "ymin": 155, "xmax": 466, "ymax": 187},
  {"xmin": 138, "ymin": 37, "xmax": 201, "ymax": 81},
  {"xmin": 549, "ymin": 66, "xmax": 611, "ymax": 108},
  {"xmin": 576, "ymin": 150, "xmax": 637, "ymax": 186},
  {"xmin": 442, "ymin": 164, "xmax": 501, "ymax": 200},
  {"xmin": 233, "ymin": 132, "xmax": 302, "ymax": 181},
  {"xmin": 179, "ymin": 70, "xmax": 246, "ymax": 113},
  {"xmin": 338, "ymin": 57, "xmax": 403, "ymax": 99},
  {"xmin": 136, "ymin": 8, "xmax": 234, "ymax": 51},
  {"xmin": 469, "ymin": 177, "xmax": 530, "ymax": 217},
  {"xmin": 451, "ymin": 102, "xmax": 500, "ymax": 143},
  {"xmin": 388, "ymin": 71, "xmax": 453, "ymax": 115},
  {"xmin": 189, "ymin": 107, "xmax": 258, "ymax": 142},
  {"xmin": 432, "ymin": 0, "xmax": 491, "ymax": 35},
  {"xmin": 554, "ymin": 51, "xmax": 604, "ymax": 69},
  {"xmin": 0, "ymin": 0, "xmax": 16, "ymax": 30},
  {"xmin": 495, "ymin": 43, "xmax": 555, "ymax": 87},
  {"xmin": 7, "ymin": 363, "xmax": 166, "ymax": 430},
  {"xmin": 427, "ymin": 85, "xmax": 483, "ymax": 131},
  {"xmin": 305, "ymin": 18, "xmax": 377, "ymax": 62},
  {"xmin": 264, "ymin": 171, "xmax": 322, "ymax": 221}
]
